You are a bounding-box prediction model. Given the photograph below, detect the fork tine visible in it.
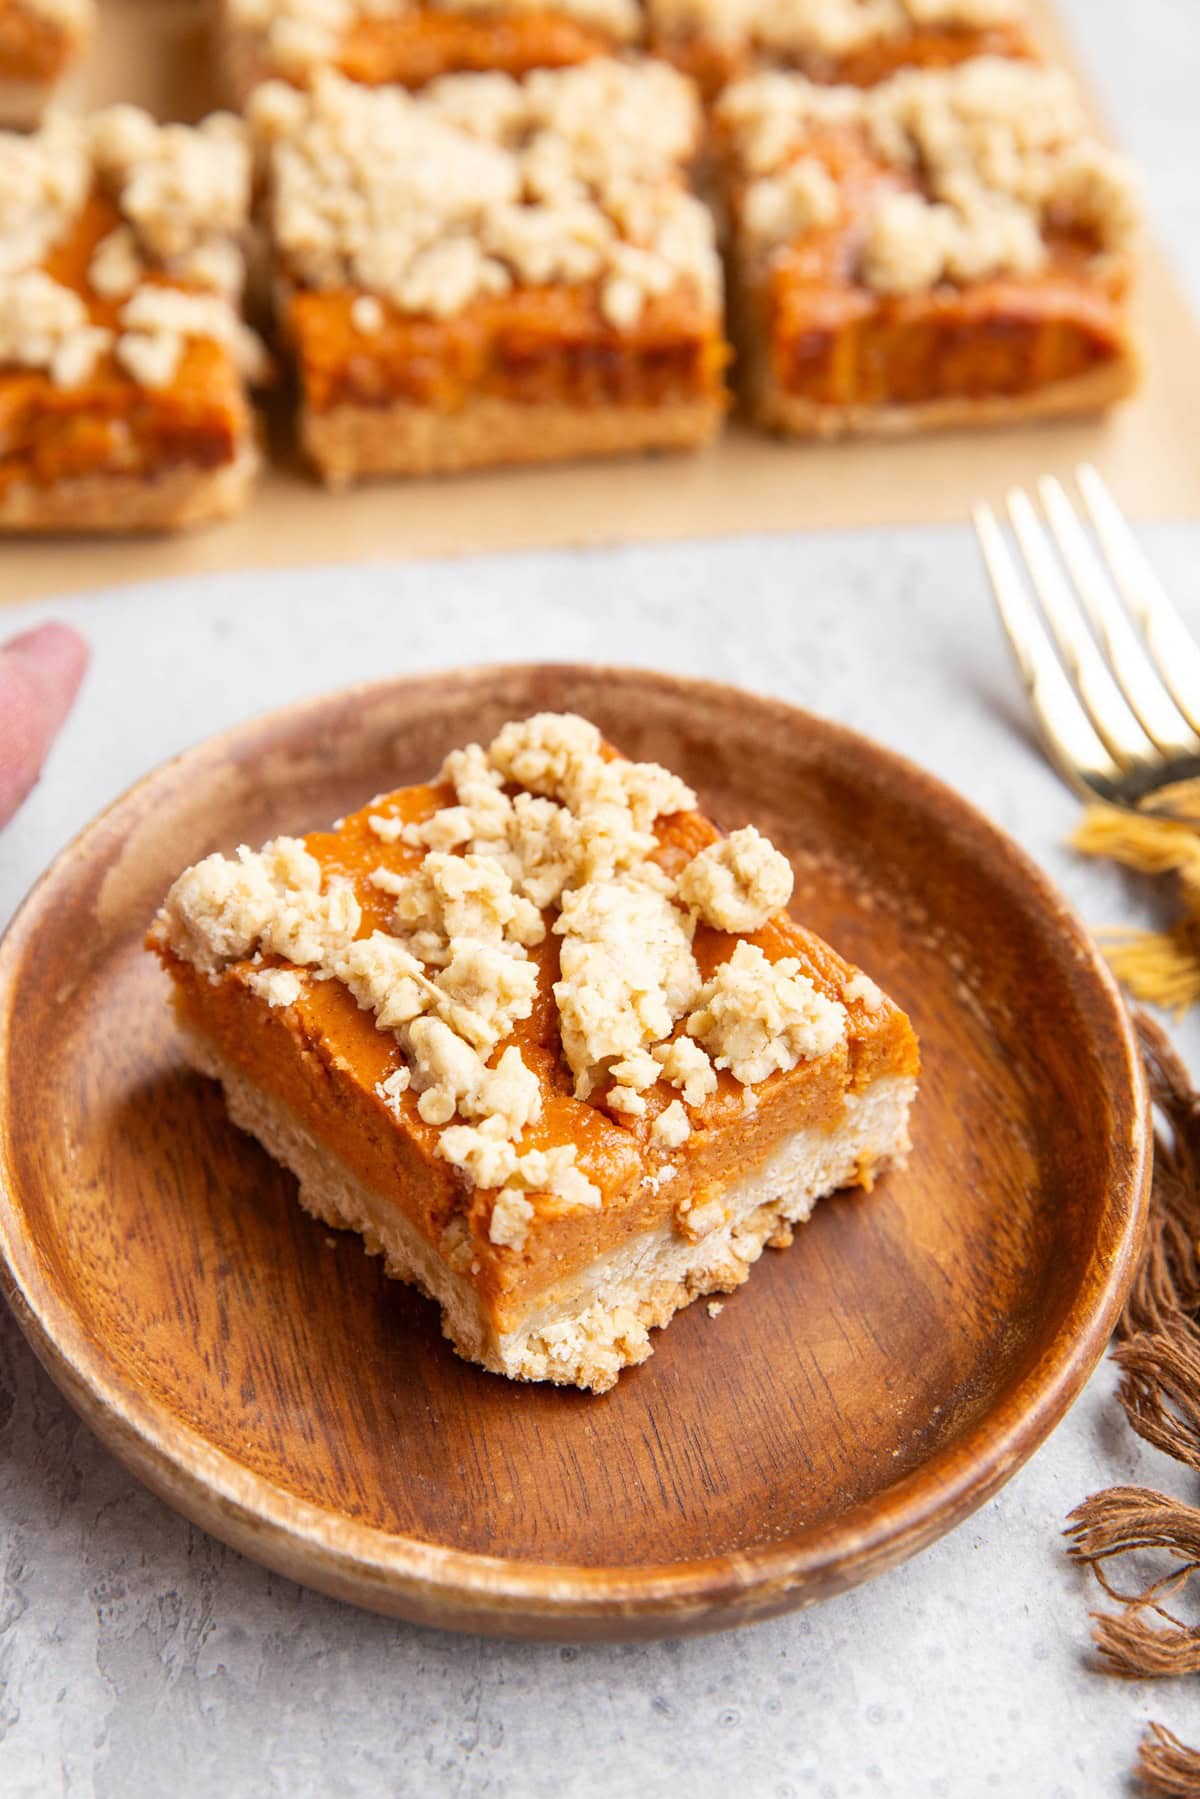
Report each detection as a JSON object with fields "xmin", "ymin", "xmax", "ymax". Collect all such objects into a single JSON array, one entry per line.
[
  {"xmin": 1005, "ymin": 487, "xmax": 1155, "ymax": 767},
  {"xmin": 973, "ymin": 502, "xmax": 1123, "ymax": 799},
  {"xmin": 1038, "ymin": 476, "xmax": 1199, "ymax": 756},
  {"xmin": 1077, "ymin": 463, "xmax": 1200, "ymax": 737}
]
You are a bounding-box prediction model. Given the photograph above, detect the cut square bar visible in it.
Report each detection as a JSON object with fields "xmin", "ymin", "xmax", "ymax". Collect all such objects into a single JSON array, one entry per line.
[
  {"xmin": 0, "ymin": 107, "xmax": 265, "ymax": 533},
  {"xmin": 714, "ymin": 56, "xmax": 1140, "ymax": 438},
  {"xmin": 150, "ymin": 712, "xmax": 919, "ymax": 1393},
  {"xmin": 251, "ymin": 61, "xmax": 728, "ymax": 484}
]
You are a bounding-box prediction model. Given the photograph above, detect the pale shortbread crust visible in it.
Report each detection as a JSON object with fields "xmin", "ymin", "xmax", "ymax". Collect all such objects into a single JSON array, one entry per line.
[
  {"xmin": 0, "ymin": 440, "xmax": 259, "ymax": 534},
  {"xmin": 302, "ymin": 396, "xmax": 725, "ymax": 485},
  {"xmin": 181, "ymin": 1023, "xmax": 915, "ymax": 1392}
]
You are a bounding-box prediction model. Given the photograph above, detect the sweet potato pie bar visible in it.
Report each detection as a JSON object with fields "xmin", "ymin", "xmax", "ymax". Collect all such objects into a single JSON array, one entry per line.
[
  {"xmin": 219, "ymin": 0, "xmax": 639, "ymax": 102},
  {"xmin": 0, "ymin": 106, "xmax": 266, "ymax": 533},
  {"xmin": 715, "ymin": 56, "xmax": 1140, "ymax": 437},
  {"xmin": 150, "ymin": 713, "xmax": 919, "ymax": 1393},
  {"xmin": 649, "ymin": 0, "xmax": 1034, "ymax": 98},
  {"xmin": 0, "ymin": 0, "xmax": 92, "ymax": 127},
  {"xmin": 251, "ymin": 60, "xmax": 727, "ymax": 484}
]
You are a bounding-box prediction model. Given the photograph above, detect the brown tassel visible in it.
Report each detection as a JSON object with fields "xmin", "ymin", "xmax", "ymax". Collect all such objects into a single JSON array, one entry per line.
[
  {"xmin": 1113, "ymin": 1334, "xmax": 1200, "ymax": 1472},
  {"xmin": 1138, "ymin": 1723, "xmax": 1200, "ymax": 1798},
  {"xmin": 1065, "ymin": 1487, "xmax": 1200, "ymax": 1677},
  {"xmin": 1065, "ymin": 1013, "xmax": 1200, "ymax": 1771}
]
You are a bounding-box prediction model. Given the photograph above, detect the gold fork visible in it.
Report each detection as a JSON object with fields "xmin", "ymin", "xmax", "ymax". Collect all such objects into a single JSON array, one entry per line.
[{"xmin": 974, "ymin": 465, "xmax": 1200, "ymax": 821}]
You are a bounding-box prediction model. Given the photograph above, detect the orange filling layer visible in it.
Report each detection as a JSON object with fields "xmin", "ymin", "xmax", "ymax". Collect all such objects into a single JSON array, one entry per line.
[
  {"xmin": 157, "ymin": 781, "xmax": 919, "ymax": 1324},
  {"xmin": 287, "ymin": 284, "xmax": 729, "ymax": 414},
  {"xmin": 728, "ymin": 126, "xmax": 1131, "ymax": 409},
  {"xmin": 0, "ymin": 191, "xmax": 250, "ymax": 496},
  {"xmin": 0, "ymin": 0, "xmax": 74, "ymax": 83},
  {"xmin": 656, "ymin": 21, "xmax": 1032, "ymax": 100},
  {"xmin": 334, "ymin": 8, "xmax": 615, "ymax": 86}
]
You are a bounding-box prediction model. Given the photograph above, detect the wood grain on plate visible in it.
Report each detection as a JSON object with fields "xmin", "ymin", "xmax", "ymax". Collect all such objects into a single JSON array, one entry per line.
[
  {"xmin": 0, "ymin": 667, "xmax": 1149, "ymax": 1639},
  {"xmin": 4, "ymin": 0, "xmax": 1199, "ymax": 605}
]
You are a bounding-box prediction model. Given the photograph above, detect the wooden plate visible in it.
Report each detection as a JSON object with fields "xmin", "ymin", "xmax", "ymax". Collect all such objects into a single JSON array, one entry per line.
[{"xmin": 0, "ymin": 666, "xmax": 1149, "ymax": 1640}]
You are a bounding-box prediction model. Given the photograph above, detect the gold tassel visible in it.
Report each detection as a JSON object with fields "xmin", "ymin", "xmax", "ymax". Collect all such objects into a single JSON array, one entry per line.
[{"xmin": 1072, "ymin": 805, "xmax": 1200, "ymax": 1012}]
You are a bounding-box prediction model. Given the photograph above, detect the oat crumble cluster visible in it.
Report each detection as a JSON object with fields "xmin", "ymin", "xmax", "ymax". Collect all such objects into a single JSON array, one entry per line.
[
  {"xmin": 0, "ymin": 106, "xmax": 266, "ymax": 392},
  {"xmin": 250, "ymin": 61, "xmax": 720, "ymax": 328},
  {"xmin": 228, "ymin": 0, "xmax": 640, "ymax": 81},
  {"xmin": 719, "ymin": 57, "xmax": 1138, "ymax": 294},
  {"xmin": 156, "ymin": 713, "xmax": 848, "ymax": 1256},
  {"xmin": 652, "ymin": 0, "xmax": 1021, "ymax": 52}
]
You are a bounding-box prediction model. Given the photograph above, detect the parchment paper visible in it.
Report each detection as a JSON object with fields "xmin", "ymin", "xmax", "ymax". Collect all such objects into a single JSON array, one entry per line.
[{"xmin": 5, "ymin": 0, "xmax": 1197, "ymax": 605}]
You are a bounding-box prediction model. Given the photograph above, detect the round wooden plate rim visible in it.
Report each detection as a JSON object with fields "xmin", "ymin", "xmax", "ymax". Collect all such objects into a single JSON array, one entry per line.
[{"xmin": 0, "ymin": 664, "xmax": 1152, "ymax": 1630}]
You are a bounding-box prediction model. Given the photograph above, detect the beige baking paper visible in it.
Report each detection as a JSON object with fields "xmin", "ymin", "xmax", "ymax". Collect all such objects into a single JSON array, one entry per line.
[{"xmin": 3, "ymin": 0, "xmax": 1198, "ymax": 606}]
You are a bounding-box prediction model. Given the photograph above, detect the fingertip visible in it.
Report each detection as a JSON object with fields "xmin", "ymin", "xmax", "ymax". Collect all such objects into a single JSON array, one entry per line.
[{"xmin": 5, "ymin": 621, "xmax": 91, "ymax": 702}]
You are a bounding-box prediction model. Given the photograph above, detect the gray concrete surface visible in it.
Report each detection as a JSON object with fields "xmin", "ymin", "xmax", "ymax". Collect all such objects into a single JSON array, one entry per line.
[
  {"xmin": 1, "ymin": 2, "xmax": 1198, "ymax": 1793},
  {"xmin": 4, "ymin": 528, "xmax": 1200, "ymax": 1799}
]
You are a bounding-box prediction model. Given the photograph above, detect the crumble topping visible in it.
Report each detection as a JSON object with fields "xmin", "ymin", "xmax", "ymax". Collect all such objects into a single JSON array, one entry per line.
[
  {"xmin": 719, "ymin": 58, "xmax": 1138, "ymax": 292},
  {"xmin": 250, "ymin": 62, "xmax": 720, "ymax": 329},
  {"xmin": 376, "ymin": 1065, "xmax": 412, "ymax": 1112},
  {"xmin": 650, "ymin": 0, "xmax": 1021, "ymax": 53},
  {"xmin": 228, "ymin": 0, "xmax": 640, "ymax": 82},
  {"xmin": 398, "ymin": 713, "xmax": 696, "ymax": 904},
  {"xmin": 385, "ymin": 851, "xmax": 545, "ymax": 966},
  {"xmin": 686, "ymin": 940, "xmax": 846, "ymax": 1084},
  {"xmin": 0, "ymin": 115, "xmax": 90, "ymax": 279},
  {"xmin": 155, "ymin": 837, "xmax": 361, "ymax": 976},
  {"xmin": 676, "ymin": 824, "xmax": 794, "ymax": 933},
  {"xmin": 244, "ymin": 966, "xmax": 305, "ymax": 1007},
  {"xmin": 653, "ymin": 1035, "xmax": 718, "ymax": 1105},
  {"xmin": 554, "ymin": 876, "xmax": 701, "ymax": 1097},
  {"xmin": 651, "ymin": 1099, "xmax": 691, "ymax": 1149},
  {"xmin": 0, "ymin": 270, "xmax": 111, "ymax": 390},
  {"xmin": 0, "ymin": 107, "xmax": 264, "ymax": 390},
  {"xmin": 843, "ymin": 970, "xmax": 884, "ymax": 1010},
  {"xmin": 741, "ymin": 156, "xmax": 839, "ymax": 247},
  {"xmin": 488, "ymin": 1189, "xmax": 535, "ymax": 1252},
  {"xmin": 158, "ymin": 714, "xmax": 856, "ymax": 1250},
  {"xmin": 341, "ymin": 930, "xmax": 539, "ymax": 1052}
]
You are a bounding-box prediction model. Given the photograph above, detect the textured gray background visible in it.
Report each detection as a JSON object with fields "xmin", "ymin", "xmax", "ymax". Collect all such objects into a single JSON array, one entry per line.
[{"xmin": 2, "ymin": 2, "xmax": 1199, "ymax": 1794}]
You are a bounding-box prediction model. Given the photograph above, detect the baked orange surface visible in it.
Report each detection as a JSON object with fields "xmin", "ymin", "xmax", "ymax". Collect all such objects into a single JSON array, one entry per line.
[
  {"xmin": 287, "ymin": 284, "xmax": 730, "ymax": 415},
  {"xmin": 335, "ymin": 8, "xmax": 615, "ymax": 86}
]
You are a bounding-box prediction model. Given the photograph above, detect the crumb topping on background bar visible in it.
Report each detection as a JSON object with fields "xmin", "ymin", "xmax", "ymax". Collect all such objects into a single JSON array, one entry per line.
[
  {"xmin": 652, "ymin": 0, "xmax": 1021, "ymax": 52},
  {"xmin": 719, "ymin": 57, "xmax": 1138, "ymax": 293},
  {"xmin": 154, "ymin": 714, "xmax": 853, "ymax": 1252},
  {"xmin": 14, "ymin": 0, "xmax": 92, "ymax": 30},
  {"xmin": 250, "ymin": 62, "xmax": 721, "ymax": 328},
  {"xmin": 228, "ymin": 0, "xmax": 640, "ymax": 80},
  {"xmin": 0, "ymin": 107, "xmax": 265, "ymax": 391}
]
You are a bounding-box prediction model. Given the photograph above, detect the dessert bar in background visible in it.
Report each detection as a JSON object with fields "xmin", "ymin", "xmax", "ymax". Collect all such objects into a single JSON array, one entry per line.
[
  {"xmin": 217, "ymin": 0, "xmax": 639, "ymax": 102},
  {"xmin": 715, "ymin": 56, "xmax": 1140, "ymax": 438},
  {"xmin": 0, "ymin": 0, "xmax": 93, "ymax": 126},
  {"xmin": 649, "ymin": 0, "xmax": 1034, "ymax": 97},
  {"xmin": 251, "ymin": 60, "xmax": 728, "ymax": 485},
  {"xmin": 150, "ymin": 712, "xmax": 919, "ymax": 1392},
  {"xmin": 0, "ymin": 106, "xmax": 266, "ymax": 532}
]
